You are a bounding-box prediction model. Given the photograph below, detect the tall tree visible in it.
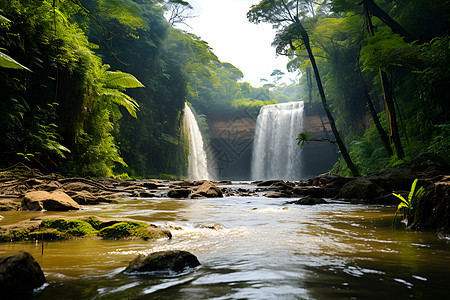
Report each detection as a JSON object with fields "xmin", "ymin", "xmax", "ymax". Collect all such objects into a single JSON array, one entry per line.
[
  {"xmin": 362, "ymin": 1, "xmax": 405, "ymax": 159},
  {"xmin": 248, "ymin": 0, "xmax": 359, "ymax": 176}
]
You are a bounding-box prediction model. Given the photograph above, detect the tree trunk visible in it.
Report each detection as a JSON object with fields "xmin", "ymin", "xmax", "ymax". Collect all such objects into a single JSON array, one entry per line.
[
  {"xmin": 363, "ymin": 0, "xmax": 415, "ymax": 42},
  {"xmin": 356, "ymin": 56, "xmax": 394, "ymax": 156},
  {"xmin": 295, "ymin": 18, "xmax": 359, "ymax": 177},
  {"xmin": 363, "ymin": 3, "xmax": 405, "ymax": 159},
  {"xmin": 306, "ymin": 67, "xmax": 312, "ymax": 104}
]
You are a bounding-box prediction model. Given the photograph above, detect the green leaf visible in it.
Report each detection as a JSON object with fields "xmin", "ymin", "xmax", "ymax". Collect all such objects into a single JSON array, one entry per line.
[
  {"xmin": 0, "ymin": 14, "xmax": 11, "ymax": 25},
  {"xmin": 0, "ymin": 52, "xmax": 31, "ymax": 71},
  {"xmin": 102, "ymin": 71, "xmax": 145, "ymax": 89},
  {"xmin": 102, "ymin": 89, "xmax": 140, "ymax": 118},
  {"xmin": 408, "ymin": 179, "xmax": 418, "ymax": 203}
]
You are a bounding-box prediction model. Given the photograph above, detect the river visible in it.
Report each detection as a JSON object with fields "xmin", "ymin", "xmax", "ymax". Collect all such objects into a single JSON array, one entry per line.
[{"xmin": 0, "ymin": 183, "xmax": 449, "ymax": 299}]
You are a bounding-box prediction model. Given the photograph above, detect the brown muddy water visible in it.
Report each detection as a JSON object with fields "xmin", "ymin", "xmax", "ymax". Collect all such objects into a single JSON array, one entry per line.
[{"xmin": 0, "ymin": 183, "xmax": 449, "ymax": 299}]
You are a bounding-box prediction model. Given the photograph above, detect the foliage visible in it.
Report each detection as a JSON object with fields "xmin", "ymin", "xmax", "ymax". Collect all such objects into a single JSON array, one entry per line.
[
  {"xmin": 296, "ymin": 132, "xmax": 311, "ymax": 149},
  {"xmin": 392, "ymin": 179, "xmax": 425, "ymax": 228}
]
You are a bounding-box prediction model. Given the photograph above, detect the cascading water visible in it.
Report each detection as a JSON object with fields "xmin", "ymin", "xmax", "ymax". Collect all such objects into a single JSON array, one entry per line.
[
  {"xmin": 251, "ymin": 101, "xmax": 305, "ymax": 180},
  {"xmin": 183, "ymin": 103, "xmax": 210, "ymax": 180}
]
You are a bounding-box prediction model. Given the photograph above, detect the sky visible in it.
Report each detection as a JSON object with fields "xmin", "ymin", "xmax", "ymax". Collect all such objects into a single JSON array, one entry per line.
[{"xmin": 173, "ymin": 0, "xmax": 298, "ymax": 87}]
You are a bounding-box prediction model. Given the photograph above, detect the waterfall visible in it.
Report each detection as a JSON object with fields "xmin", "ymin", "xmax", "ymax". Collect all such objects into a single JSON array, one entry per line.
[
  {"xmin": 183, "ymin": 103, "xmax": 210, "ymax": 180},
  {"xmin": 251, "ymin": 101, "xmax": 305, "ymax": 181}
]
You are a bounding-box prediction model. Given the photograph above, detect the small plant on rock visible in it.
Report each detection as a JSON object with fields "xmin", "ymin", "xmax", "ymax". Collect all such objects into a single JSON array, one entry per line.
[{"xmin": 392, "ymin": 179, "xmax": 425, "ymax": 228}]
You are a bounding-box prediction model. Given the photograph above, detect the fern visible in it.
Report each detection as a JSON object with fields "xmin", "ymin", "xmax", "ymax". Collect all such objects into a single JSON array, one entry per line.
[{"xmin": 392, "ymin": 179, "xmax": 425, "ymax": 228}]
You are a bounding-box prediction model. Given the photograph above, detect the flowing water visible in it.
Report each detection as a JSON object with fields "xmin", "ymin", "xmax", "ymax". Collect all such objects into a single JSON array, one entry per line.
[
  {"xmin": 252, "ymin": 102, "xmax": 305, "ymax": 181},
  {"xmin": 184, "ymin": 103, "xmax": 210, "ymax": 180},
  {"xmin": 0, "ymin": 183, "xmax": 449, "ymax": 299}
]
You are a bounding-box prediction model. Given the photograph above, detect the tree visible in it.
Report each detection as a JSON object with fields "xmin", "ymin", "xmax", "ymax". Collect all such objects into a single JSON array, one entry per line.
[
  {"xmin": 362, "ymin": 1, "xmax": 405, "ymax": 159},
  {"xmin": 248, "ymin": 0, "xmax": 359, "ymax": 176}
]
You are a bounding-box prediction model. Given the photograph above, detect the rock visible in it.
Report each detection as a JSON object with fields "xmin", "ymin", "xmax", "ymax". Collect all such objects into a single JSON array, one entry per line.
[
  {"xmin": 369, "ymin": 168, "xmax": 417, "ymax": 191},
  {"xmin": 0, "ymin": 199, "xmax": 20, "ymax": 211},
  {"xmin": 135, "ymin": 191, "xmax": 156, "ymax": 198},
  {"xmin": 335, "ymin": 179, "xmax": 388, "ymax": 201},
  {"xmin": 217, "ymin": 180, "xmax": 232, "ymax": 185},
  {"xmin": 264, "ymin": 192, "xmax": 290, "ymax": 198},
  {"xmin": 410, "ymin": 177, "xmax": 450, "ymax": 233},
  {"xmin": 268, "ymin": 182, "xmax": 294, "ymax": 191},
  {"xmin": 410, "ymin": 152, "xmax": 449, "ymax": 172},
  {"xmin": 61, "ymin": 182, "xmax": 100, "ymax": 193},
  {"xmin": 287, "ymin": 196, "xmax": 326, "ymax": 205},
  {"xmin": 124, "ymin": 250, "xmax": 200, "ymax": 274},
  {"xmin": 141, "ymin": 181, "xmax": 164, "ymax": 189},
  {"xmin": 22, "ymin": 191, "xmax": 80, "ymax": 211},
  {"xmin": 191, "ymin": 181, "xmax": 223, "ymax": 198},
  {"xmin": 98, "ymin": 221, "xmax": 171, "ymax": 240},
  {"xmin": 167, "ymin": 188, "xmax": 192, "ymax": 198},
  {"xmin": 66, "ymin": 190, "xmax": 98, "ymax": 205},
  {"xmin": 256, "ymin": 180, "xmax": 284, "ymax": 187},
  {"xmin": 0, "ymin": 251, "xmax": 46, "ymax": 298}
]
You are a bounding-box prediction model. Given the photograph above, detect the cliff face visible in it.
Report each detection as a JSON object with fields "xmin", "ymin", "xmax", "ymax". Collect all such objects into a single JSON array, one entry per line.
[{"xmin": 206, "ymin": 103, "xmax": 337, "ymax": 180}]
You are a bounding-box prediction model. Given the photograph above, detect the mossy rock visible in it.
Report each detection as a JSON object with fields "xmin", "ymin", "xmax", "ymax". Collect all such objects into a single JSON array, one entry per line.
[
  {"xmin": 84, "ymin": 216, "xmax": 103, "ymax": 230},
  {"xmin": 40, "ymin": 219, "xmax": 98, "ymax": 238},
  {"xmin": 99, "ymin": 222, "xmax": 170, "ymax": 240},
  {"xmin": 0, "ymin": 217, "xmax": 171, "ymax": 242},
  {"xmin": 28, "ymin": 229, "xmax": 67, "ymax": 241}
]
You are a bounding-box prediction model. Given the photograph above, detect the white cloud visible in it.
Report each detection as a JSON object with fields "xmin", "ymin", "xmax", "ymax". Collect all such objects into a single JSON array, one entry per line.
[{"xmin": 174, "ymin": 0, "xmax": 298, "ymax": 87}]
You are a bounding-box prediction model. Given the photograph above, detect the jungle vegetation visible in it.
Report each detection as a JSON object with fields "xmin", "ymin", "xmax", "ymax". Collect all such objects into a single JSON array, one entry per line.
[
  {"xmin": 249, "ymin": 0, "xmax": 449, "ymax": 175},
  {"xmin": 0, "ymin": 0, "xmax": 448, "ymax": 178}
]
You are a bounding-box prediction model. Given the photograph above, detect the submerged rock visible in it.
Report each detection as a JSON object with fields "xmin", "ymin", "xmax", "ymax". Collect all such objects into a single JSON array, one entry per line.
[
  {"xmin": 286, "ymin": 196, "xmax": 326, "ymax": 205},
  {"xmin": 22, "ymin": 190, "xmax": 80, "ymax": 211},
  {"xmin": 0, "ymin": 251, "xmax": 46, "ymax": 299},
  {"xmin": 124, "ymin": 250, "xmax": 200, "ymax": 274}
]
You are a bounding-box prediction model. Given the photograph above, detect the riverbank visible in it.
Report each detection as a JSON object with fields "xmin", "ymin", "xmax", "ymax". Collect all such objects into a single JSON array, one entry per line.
[{"xmin": 1, "ymin": 152, "xmax": 448, "ymax": 237}]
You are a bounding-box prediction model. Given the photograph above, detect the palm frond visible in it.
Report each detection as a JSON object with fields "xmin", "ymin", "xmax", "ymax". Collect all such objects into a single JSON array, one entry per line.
[
  {"xmin": 102, "ymin": 89, "xmax": 139, "ymax": 118},
  {"xmin": 103, "ymin": 70, "xmax": 144, "ymax": 89}
]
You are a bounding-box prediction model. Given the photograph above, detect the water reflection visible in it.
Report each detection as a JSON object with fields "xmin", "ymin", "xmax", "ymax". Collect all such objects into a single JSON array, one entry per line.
[{"xmin": 0, "ymin": 190, "xmax": 449, "ymax": 299}]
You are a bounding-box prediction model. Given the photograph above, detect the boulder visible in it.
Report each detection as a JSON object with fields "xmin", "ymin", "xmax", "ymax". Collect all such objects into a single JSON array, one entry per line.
[
  {"xmin": 124, "ymin": 250, "xmax": 200, "ymax": 274},
  {"xmin": 286, "ymin": 196, "xmax": 326, "ymax": 205},
  {"xmin": 167, "ymin": 188, "xmax": 192, "ymax": 198},
  {"xmin": 191, "ymin": 181, "xmax": 223, "ymax": 198},
  {"xmin": 22, "ymin": 191, "xmax": 80, "ymax": 211},
  {"xmin": 369, "ymin": 168, "xmax": 417, "ymax": 191},
  {"xmin": 0, "ymin": 251, "xmax": 46, "ymax": 298},
  {"xmin": 335, "ymin": 179, "xmax": 388, "ymax": 201}
]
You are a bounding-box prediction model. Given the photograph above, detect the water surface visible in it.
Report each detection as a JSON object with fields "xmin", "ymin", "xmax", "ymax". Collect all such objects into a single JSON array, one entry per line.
[{"xmin": 0, "ymin": 188, "xmax": 449, "ymax": 299}]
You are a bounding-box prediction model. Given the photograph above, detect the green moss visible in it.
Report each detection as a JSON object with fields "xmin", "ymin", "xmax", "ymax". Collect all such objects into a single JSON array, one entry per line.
[
  {"xmin": 0, "ymin": 217, "xmax": 170, "ymax": 242},
  {"xmin": 41, "ymin": 219, "xmax": 98, "ymax": 237},
  {"xmin": 98, "ymin": 221, "xmax": 148, "ymax": 239},
  {"xmin": 84, "ymin": 216, "xmax": 103, "ymax": 230}
]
